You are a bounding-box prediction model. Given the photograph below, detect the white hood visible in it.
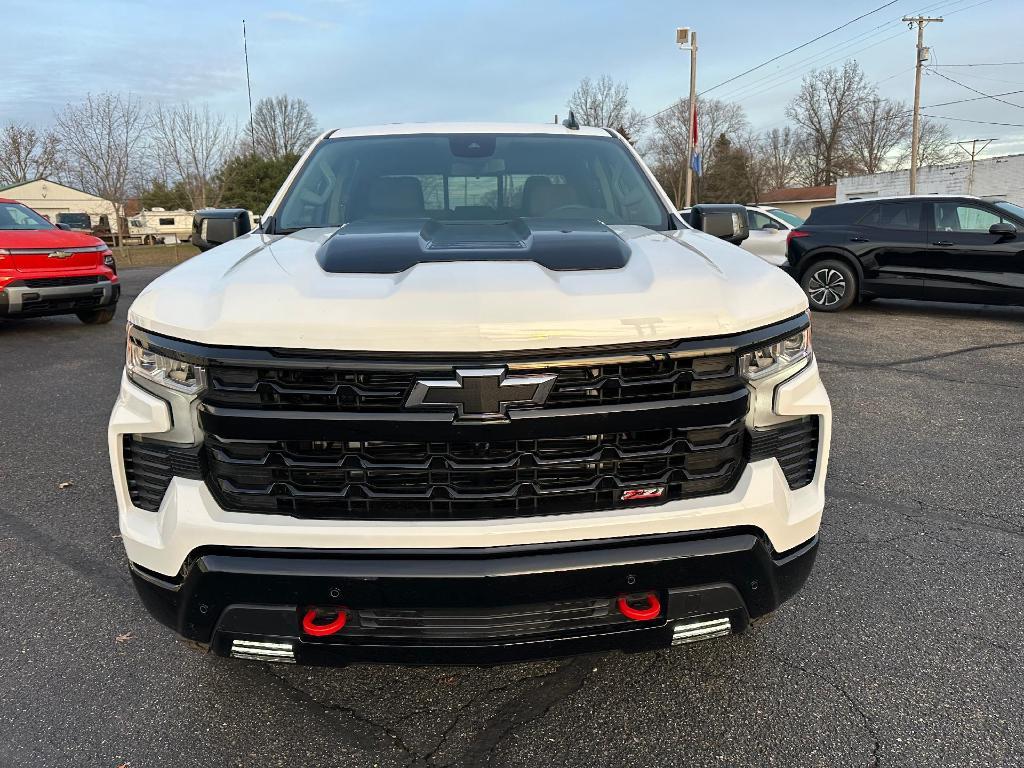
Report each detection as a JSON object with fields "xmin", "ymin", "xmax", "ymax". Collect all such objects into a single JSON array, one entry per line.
[{"xmin": 129, "ymin": 226, "xmax": 807, "ymax": 352}]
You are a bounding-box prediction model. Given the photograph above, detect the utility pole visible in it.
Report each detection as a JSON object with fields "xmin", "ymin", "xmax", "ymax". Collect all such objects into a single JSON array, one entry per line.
[
  {"xmin": 954, "ymin": 138, "xmax": 995, "ymax": 194},
  {"xmin": 676, "ymin": 28, "xmax": 698, "ymax": 208},
  {"xmin": 903, "ymin": 16, "xmax": 943, "ymax": 194}
]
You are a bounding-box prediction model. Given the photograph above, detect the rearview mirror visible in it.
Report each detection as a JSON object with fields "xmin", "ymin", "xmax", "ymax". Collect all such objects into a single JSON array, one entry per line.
[
  {"xmin": 989, "ymin": 221, "xmax": 1016, "ymax": 237},
  {"xmin": 191, "ymin": 209, "xmax": 253, "ymax": 252},
  {"xmin": 687, "ymin": 204, "xmax": 750, "ymax": 245}
]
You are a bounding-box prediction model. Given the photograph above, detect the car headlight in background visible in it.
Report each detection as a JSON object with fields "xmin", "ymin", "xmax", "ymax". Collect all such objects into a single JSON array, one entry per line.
[
  {"xmin": 126, "ymin": 332, "xmax": 205, "ymax": 394},
  {"xmin": 739, "ymin": 326, "xmax": 811, "ymax": 381}
]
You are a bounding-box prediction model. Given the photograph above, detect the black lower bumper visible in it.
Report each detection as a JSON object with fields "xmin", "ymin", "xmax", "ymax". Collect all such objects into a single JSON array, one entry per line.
[{"xmin": 131, "ymin": 530, "xmax": 818, "ymax": 666}]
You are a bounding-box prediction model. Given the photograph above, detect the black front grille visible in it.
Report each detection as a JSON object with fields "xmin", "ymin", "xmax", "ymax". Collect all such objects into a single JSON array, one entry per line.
[
  {"xmin": 204, "ymin": 419, "xmax": 747, "ymax": 520},
  {"xmin": 22, "ymin": 275, "xmax": 100, "ymax": 288},
  {"xmin": 340, "ymin": 597, "xmax": 641, "ymax": 641},
  {"xmin": 748, "ymin": 418, "xmax": 819, "ymax": 489},
  {"xmin": 123, "ymin": 438, "xmax": 204, "ymax": 511},
  {"xmin": 204, "ymin": 353, "xmax": 740, "ymax": 412}
]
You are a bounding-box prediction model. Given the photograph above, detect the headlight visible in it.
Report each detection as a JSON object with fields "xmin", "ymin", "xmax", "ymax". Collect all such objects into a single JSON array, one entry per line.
[
  {"xmin": 126, "ymin": 333, "xmax": 205, "ymax": 394},
  {"xmin": 739, "ymin": 327, "xmax": 811, "ymax": 381}
]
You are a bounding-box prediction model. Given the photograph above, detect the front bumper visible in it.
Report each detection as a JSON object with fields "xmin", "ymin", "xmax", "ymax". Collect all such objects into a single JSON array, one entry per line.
[
  {"xmin": 131, "ymin": 530, "xmax": 818, "ymax": 665},
  {"xmin": 0, "ymin": 278, "xmax": 119, "ymax": 317}
]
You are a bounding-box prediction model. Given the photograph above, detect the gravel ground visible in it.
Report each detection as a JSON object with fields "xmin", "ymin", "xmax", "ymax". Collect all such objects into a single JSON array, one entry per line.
[{"xmin": 1, "ymin": 266, "xmax": 1022, "ymax": 767}]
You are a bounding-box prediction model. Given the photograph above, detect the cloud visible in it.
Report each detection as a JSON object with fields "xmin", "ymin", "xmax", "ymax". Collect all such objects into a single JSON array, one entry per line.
[{"xmin": 263, "ymin": 11, "xmax": 336, "ymax": 29}]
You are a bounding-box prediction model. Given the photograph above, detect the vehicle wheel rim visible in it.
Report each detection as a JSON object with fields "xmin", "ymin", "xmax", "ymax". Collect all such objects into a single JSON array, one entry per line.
[{"xmin": 808, "ymin": 268, "xmax": 847, "ymax": 306}]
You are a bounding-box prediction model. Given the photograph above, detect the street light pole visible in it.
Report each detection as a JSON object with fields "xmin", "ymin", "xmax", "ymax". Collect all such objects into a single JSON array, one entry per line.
[
  {"xmin": 904, "ymin": 16, "xmax": 943, "ymax": 194},
  {"xmin": 684, "ymin": 32, "xmax": 700, "ymax": 208}
]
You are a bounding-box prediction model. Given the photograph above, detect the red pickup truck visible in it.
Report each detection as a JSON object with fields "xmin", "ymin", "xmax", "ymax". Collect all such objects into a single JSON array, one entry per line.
[{"xmin": 0, "ymin": 198, "xmax": 119, "ymax": 323}]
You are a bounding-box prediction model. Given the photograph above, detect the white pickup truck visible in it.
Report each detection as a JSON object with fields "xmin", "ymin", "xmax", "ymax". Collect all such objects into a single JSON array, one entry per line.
[{"xmin": 109, "ymin": 122, "xmax": 831, "ymax": 665}]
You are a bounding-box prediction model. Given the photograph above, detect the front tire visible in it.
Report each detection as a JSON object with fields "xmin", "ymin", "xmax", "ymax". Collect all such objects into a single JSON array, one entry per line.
[
  {"xmin": 76, "ymin": 306, "xmax": 117, "ymax": 324},
  {"xmin": 801, "ymin": 259, "xmax": 857, "ymax": 312}
]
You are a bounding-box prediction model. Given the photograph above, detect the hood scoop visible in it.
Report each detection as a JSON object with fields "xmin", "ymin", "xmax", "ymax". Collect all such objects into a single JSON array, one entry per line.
[{"xmin": 315, "ymin": 218, "xmax": 631, "ymax": 274}]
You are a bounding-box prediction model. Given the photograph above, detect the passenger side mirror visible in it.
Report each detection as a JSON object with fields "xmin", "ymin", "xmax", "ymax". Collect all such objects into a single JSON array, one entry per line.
[
  {"xmin": 989, "ymin": 221, "xmax": 1016, "ymax": 238},
  {"xmin": 688, "ymin": 204, "xmax": 750, "ymax": 245},
  {"xmin": 191, "ymin": 209, "xmax": 253, "ymax": 252},
  {"xmin": 56, "ymin": 223, "xmax": 72, "ymax": 231}
]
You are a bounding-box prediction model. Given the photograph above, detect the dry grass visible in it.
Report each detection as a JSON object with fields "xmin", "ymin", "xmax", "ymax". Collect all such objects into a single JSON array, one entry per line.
[{"xmin": 116, "ymin": 243, "xmax": 201, "ymax": 269}]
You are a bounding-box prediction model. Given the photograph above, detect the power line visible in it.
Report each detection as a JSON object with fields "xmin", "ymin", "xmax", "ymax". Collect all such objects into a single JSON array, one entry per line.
[
  {"xmin": 929, "ymin": 70, "xmax": 1024, "ymax": 86},
  {"xmin": 922, "ymin": 114, "xmax": 1024, "ymax": 128},
  {"xmin": 942, "ymin": 0, "xmax": 996, "ymax": 16},
  {"xmin": 698, "ymin": 1, "xmax": 901, "ymax": 97},
  {"xmin": 635, "ymin": 1, "xmax": 905, "ymax": 126},
  {"xmin": 927, "ymin": 68, "xmax": 1024, "ymax": 109},
  {"xmin": 715, "ymin": 28, "xmax": 908, "ymax": 105},
  {"xmin": 930, "ymin": 62, "xmax": 1024, "ymax": 67},
  {"xmin": 920, "ymin": 88, "xmax": 1024, "ymax": 109},
  {"xmin": 715, "ymin": 0, "xmax": 986, "ymax": 102},
  {"xmin": 662, "ymin": 0, "xmax": 976, "ymax": 113}
]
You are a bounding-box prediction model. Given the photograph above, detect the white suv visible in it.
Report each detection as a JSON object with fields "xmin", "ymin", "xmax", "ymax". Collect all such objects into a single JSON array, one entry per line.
[{"xmin": 109, "ymin": 122, "xmax": 830, "ymax": 665}]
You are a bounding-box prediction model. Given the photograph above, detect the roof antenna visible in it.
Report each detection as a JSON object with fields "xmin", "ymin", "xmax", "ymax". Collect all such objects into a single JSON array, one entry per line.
[{"xmin": 562, "ymin": 110, "xmax": 580, "ymax": 130}]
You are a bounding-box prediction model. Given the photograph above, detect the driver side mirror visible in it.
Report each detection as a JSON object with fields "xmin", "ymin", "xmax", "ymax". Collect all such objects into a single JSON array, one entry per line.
[
  {"xmin": 56, "ymin": 223, "xmax": 72, "ymax": 231},
  {"xmin": 191, "ymin": 209, "xmax": 252, "ymax": 252},
  {"xmin": 762, "ymin": 220, "xmax": 782, "ymax": 231},
  {"xmin": 989, "ymin": 221, "xmax": 1016, "ymax": 237},
  {"xmin": 688, "ymin": 204, "xmax": 750, "ymax": 245}
]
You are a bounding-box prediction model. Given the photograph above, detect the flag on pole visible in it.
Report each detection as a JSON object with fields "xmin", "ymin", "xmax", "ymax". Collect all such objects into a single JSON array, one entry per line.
[{"xmin": 690, "ymin": 104, "xmax": 702, "ymax": 177}]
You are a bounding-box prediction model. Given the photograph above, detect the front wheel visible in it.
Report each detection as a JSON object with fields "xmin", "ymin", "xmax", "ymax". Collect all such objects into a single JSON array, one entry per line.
[
  {"xmin": 800, "ymin": 260, "xmax": 857, "ymax": 312},
  {"xmin": 76, "ymin": 306, "xmax": 117, "ymax": 324}
]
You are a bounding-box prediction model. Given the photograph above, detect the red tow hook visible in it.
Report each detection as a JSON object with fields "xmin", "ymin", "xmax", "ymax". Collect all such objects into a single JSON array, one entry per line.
[
  {"xmin": 301, "ymin": 606, "xmax": 348, "ymax": 637},
  {"xmin": 617, "ymin": 592, "xmax": 662, "ymax": 621}
]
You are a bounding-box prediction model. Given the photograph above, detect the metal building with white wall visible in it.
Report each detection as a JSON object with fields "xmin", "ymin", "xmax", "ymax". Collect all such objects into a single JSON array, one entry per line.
[{"xmin": 0, "ymin": 178, "xmax": 119, "ymax": 230}]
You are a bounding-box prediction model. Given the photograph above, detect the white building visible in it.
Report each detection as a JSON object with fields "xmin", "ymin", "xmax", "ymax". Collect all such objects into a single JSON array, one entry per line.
[
  {"xmin": 836, "ymin": 153, "xmax": 1024, "ymax": 203},
  {"xmin": 0, "ymin": 178, "xmax": 120, "ymax": 231}
]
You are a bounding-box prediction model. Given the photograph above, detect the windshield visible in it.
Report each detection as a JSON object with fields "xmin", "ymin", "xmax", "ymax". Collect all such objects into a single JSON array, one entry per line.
[
  {"xmin": 0, "ymin": 202, "xmax": 54, "ymax": 230},
  {"xmin": 994, "ymin": 201, "xmax": 1024, "ymax": 222},
  {"xmin": 766, "ymin": 208, "xmax": 804, "ymax": 227},
  {"xmin": 276, "ymin": 134, "xmax": 668, "ymax": 232},
  {"xmin": 57, "ymin": 213, "xmax": 91, "ymax": 228}
]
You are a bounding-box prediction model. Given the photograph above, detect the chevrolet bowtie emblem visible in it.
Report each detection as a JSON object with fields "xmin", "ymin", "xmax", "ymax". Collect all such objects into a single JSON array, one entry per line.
[
  {"xmin": 48, "ymin": 250, "xmax": 73, "ymax": 259},
  {"xmin": 406, "ymin": 368, "xmax": 557, "ymax": 421}
]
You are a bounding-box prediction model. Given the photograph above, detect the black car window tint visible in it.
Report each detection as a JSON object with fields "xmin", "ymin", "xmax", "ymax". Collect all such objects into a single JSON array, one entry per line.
[{"xmin": 856, "ymin": 205, "xmax": 880, "ymax": 226}]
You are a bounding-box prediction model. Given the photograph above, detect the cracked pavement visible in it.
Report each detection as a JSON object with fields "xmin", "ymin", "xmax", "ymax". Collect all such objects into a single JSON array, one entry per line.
[{"xmin": 1, "ymin": 268, "xmax": 1022, "ymax": 767}]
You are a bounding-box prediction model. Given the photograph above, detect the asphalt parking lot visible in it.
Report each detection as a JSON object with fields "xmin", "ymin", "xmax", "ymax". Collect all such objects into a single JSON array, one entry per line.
[{"xmin": 2, "ymin": 266, "xmax": 1022, "ymax": 768}]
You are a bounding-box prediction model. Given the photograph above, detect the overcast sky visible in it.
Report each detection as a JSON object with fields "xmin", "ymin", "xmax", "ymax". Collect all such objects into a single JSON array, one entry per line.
[{"xmin": 5, "ymin": 0, "xmax": 1023, "ymax": 157}]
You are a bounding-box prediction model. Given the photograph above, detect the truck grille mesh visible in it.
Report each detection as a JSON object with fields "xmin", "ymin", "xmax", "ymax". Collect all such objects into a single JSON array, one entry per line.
[
  {"xmin": 203, "ymin": 354, "xmax": 740, "ymax": 412},
  {"xmin": 123, "ymin": 438, "xmax": 203, "ymax": 512},
  {"xmin": 203, "ymin": 420, "xmax": 747, "ymax": 520},
  {"xmin": 748, "ymin": 417, "xmax": 819, "ymax": 489},
  {"xmin": 340, "ymin": 597, "xmax": 640, "ymax": 641},
  {"xmin": 21, "ymin": 275, "xmax": 101, "ymax": 288}
]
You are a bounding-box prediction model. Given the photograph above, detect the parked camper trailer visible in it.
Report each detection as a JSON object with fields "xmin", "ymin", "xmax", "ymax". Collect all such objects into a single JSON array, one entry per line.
[{"xmin": 127, "ymin": 208, "xmax": 194, "ymax": 244}]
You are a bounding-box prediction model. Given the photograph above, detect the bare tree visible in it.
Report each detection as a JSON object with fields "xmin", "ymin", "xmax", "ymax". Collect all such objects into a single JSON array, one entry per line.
[
  {"xmin": 251, "ymin": 95, "xmax": 318, "ymax": 159},
  {"xmin": 736, "ymin": 130, "xmax": 770, "ymax": 203},
  {"xmin": 151, "ymin": 103, "xmax": 233, "ymax": 209},
  {"xmin": 786, "ymin": 61, "xmax": 870, "ymax": 185},
  {"xmin": 567, "ymin": 76, "xmax": 645, "ymax": 137},
  {"xmin": 647, "ymin": 98, "xmax": 748, "ymax": 206},
  {"xmin": 759, "ymin": 127, "xmax": 800, "ymax": 191},
  {"xmin": 55, "ymin": 92, "xmax": 148, "ymax": 245},
  {"xmin": 895, "ymin": 117, "xmax": 957, "ymax": 170},
  {"xmin": 849, "ymin": 96, "xmax": 912, "ymax": 175},
  {"xmin": 0, "ymin": 123, "xmax": 62, "ymax": 185}
]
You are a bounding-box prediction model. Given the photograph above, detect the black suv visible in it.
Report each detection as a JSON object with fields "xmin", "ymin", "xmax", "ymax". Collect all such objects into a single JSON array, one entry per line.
[{"xmin": 786, "ymin": 196, "xmax": 1024, "ymax": 311}]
